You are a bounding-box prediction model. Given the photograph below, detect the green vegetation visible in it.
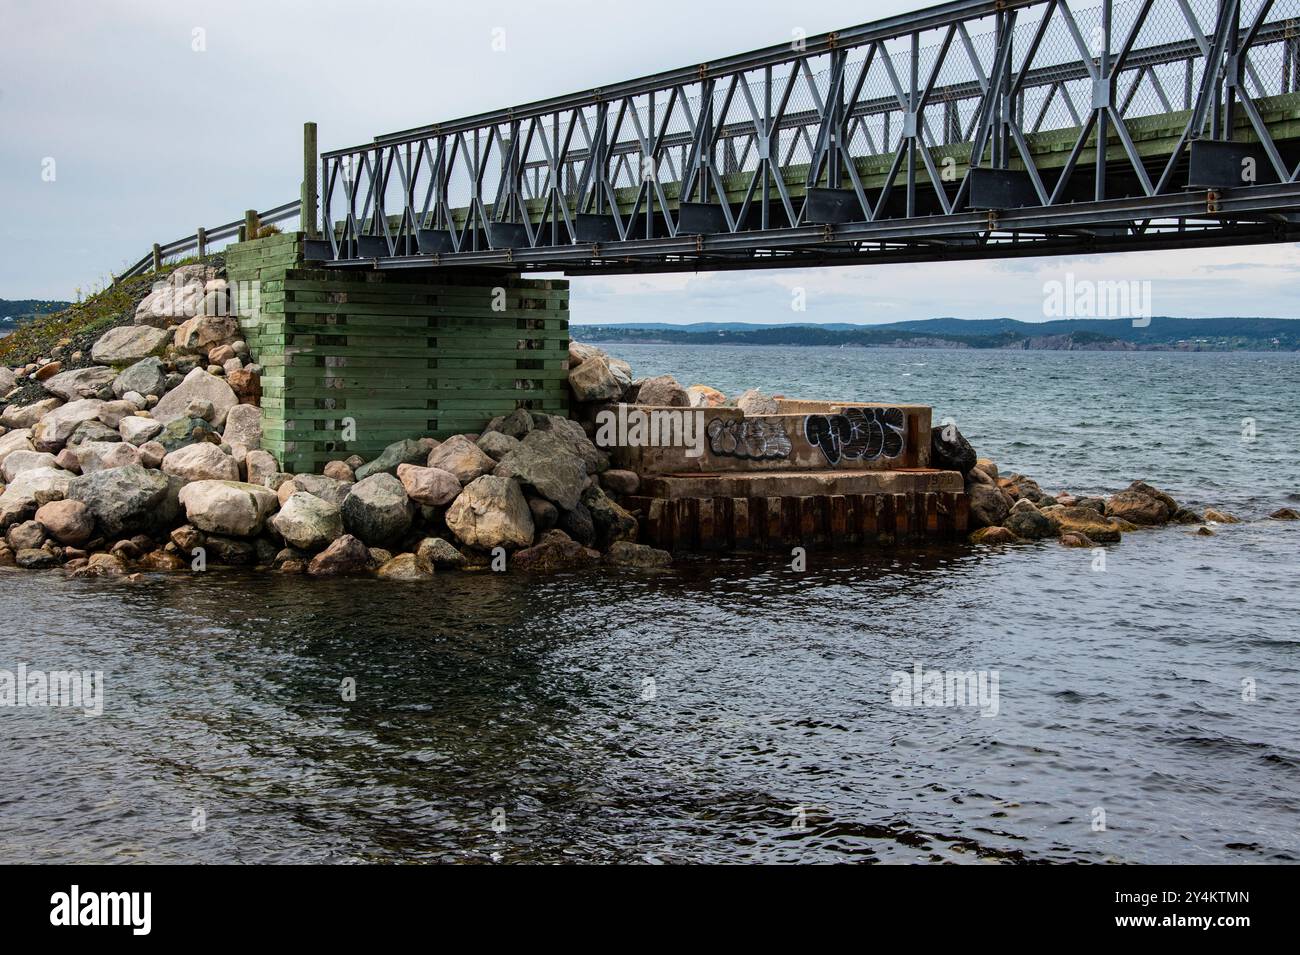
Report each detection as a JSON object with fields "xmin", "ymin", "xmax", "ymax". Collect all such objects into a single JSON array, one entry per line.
[
  {"xmin": 0, "ymin": 276, "xmax": 154, "ymax": 365},
  {"xmin": 0, "ymin": 256, "xmax": 216, "ymax": 366}
]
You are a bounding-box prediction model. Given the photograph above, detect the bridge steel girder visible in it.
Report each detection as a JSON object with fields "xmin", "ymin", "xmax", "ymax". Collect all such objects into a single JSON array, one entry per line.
[{"xmin": 315, "ymin": 0, "xmax": 1300, "ymax": 275}]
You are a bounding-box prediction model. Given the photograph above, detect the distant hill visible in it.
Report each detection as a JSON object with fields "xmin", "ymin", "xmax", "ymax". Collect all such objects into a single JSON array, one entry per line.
[
  {"xmin": 1, "ymin": 299, "xmax": 73, "ymax": 327},
  {"xmin": 572, "ymin": 317, "xmax": 1300, "ymax": 351}
]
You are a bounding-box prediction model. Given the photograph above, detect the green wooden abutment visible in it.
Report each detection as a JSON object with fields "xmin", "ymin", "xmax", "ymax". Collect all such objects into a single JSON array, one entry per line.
[{"xmin": 226, "ymin": 233, "xmax": 569, "ymax": 474}]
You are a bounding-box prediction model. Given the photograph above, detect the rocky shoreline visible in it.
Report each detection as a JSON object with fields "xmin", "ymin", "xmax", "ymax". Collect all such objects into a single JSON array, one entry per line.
[
  {"xmin": 2, "ymin": 262, "xmax": 1295, "ymax": 580},
  {"xmin": 929, "ymin": 427, "xmax": 1299, "ymax": 546},
  {"xmin": 0, "ymin": 263, "xmax": 669, "ymax": 580}
]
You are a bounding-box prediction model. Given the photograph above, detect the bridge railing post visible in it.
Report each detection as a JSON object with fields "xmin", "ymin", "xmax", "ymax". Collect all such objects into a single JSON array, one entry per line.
[
  {"xmin": 151, "ymin": 243, "xmax": 162, "ymax": 272},
  {"xmin": 244, "ymin": 209, "xmax": 259, "ymax": 242},
  {"xmin": 197, "ymin": 226, "xmax": 207, "ymax": 259},
  {"xmin": 303, "ymin": 121, "xmax": 319, "ymax": 238}
]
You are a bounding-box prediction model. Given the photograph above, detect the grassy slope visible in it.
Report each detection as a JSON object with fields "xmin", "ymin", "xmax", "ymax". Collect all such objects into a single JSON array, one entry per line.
[{"xmin": 0, "ymin": 258, "xmax": 218, "ymax": 369}]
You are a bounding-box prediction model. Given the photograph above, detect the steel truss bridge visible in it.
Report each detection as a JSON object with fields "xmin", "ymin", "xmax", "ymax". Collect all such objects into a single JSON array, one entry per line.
[{"xmin": 308, "ymin": 0, "xmax": 1300, "ymax": 274}]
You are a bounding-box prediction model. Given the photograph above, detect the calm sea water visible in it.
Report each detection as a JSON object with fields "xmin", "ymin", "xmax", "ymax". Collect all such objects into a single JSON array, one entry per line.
[{"xmin": 2, "ymin": 345, "xmax": 1298, "ymax": 864}]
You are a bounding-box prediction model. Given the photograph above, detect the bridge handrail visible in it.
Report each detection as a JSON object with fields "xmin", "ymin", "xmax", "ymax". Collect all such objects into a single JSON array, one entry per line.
[{"xmin": 115, "ymin": 200, "xmax": 301, "ymax": 283}]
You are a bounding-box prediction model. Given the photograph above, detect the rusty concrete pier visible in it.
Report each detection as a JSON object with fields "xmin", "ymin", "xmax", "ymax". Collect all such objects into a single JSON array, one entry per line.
[{"xmin": 611, "ymin": 399, "xmax": 969, "ymax": 551}]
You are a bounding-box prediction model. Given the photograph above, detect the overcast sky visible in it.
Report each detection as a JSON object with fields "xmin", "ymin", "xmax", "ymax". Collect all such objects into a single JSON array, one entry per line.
[{"xmin": 2, "ymin": 0, "xmax": 1297, "ymax": 323}]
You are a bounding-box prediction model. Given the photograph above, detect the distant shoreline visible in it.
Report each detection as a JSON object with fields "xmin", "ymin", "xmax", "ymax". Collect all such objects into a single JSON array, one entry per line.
[
  {"xmin": 571, "ymin": 317, "xmax": 1300, "ymax": 352},
  {"xmin": 573, "ymin": 336, "xmax": 1294, "ymax": 353}
]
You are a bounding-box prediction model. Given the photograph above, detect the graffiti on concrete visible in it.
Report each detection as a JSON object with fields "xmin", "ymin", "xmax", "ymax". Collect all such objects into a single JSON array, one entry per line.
[
  {"xmin": 804, "ymin": 407, "xmax": 907, "ymax": 466},
  {"xmin": 707, "ymin": 417, "xmax": 793, "ymax": 460}
]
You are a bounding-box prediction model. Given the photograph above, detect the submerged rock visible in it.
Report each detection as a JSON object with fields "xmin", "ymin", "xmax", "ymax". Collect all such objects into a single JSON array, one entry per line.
[
  {"xmin": 511, "ymin": 530, "xmax": 600, "ymax": 572},
  {"xmin": 1204, "ymin": 508, "xmax": 1241, "ymax": 524},
  {"xmin": 968, "ymin": 526, "xmax": 1019, "ymax": 545},
  {"xmin": 310, "ymin": 537, "xmax": 377, "ymax": 574},
  {"xmin": 1003, "ymin": 499, "xmax": 1059, "ymax": 541},
  {"xmin": 375, "ymin": 552, "xmax": 434, "ymax": 581},
  {"xmin": 603, "ymin": 541, "xmax": 671, "ymax": 567},
  {"xmin": 1106, "ymin": 489, "xmax": 1173, "ymax": 525},
  {"xmin": 16, "ymin": 548, "xmax": 61, "ymax": 569},
  {"xmin": 1043, "ymin": 505, "xmax": 1122, "ymax": 543},
  {"xmin": 416, "ymin": 536, "xmax": 467, "ymax": 569}
]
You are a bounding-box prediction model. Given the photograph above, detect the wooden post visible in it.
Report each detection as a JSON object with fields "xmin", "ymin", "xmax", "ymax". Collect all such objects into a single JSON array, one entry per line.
[
  {"xmin": 151, "ymin": 243, "xmax": 162, "ymax": 272},
  {"xmin": 244, "ymin": 209, "xmax": 259, "ymax": 242},
  {"xmin": 197, "ymin": 227, "xmax": 207, "ymax": 259},
  {"xmin": 303, "ymin": 121, "xmax": 319, "ymax": 238}
]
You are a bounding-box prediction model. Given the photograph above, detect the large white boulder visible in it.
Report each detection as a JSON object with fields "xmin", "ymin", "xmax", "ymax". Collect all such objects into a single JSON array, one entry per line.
[
  {"xmin": 41, "ymin": 366, "xmax": 116, "ymax": 401},
  {"xmin": 270, "ymin": 492, "xmax": 344, "ymax": 552},
  {"xmin": 151, "ymin": 368, "xmax": 237, "ymax": 427},
  {"xmin": 162, "ymin": 443, "xmax": 240, "ymax": 482},
  {"xmin": 222, "ymin": 404, "xmax": 262, "ymax": 451},
  {"xmin": 177, "ymin": 480, "xmax": 279, "ymax": 537},
  {"xmin": 445, "ymin": 475, "xmax": 534, "ymax": 551},
  {"xmin": 91, "ymin": 325, "xmax": 171, "ymax": 365},
  {"xmin": 31, "ymin": 399, "xmax": 106, "ymax": 452},
  {"xmin": 74, "ymin": 441, "xmax": 141, "ymax": 474}
]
